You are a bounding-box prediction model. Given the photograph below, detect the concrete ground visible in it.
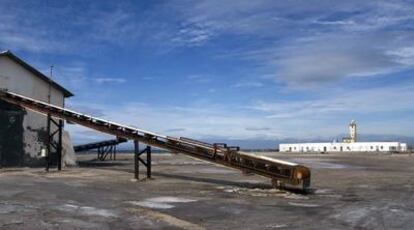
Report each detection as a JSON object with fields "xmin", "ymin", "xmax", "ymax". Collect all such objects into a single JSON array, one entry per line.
[{"xmin": 0, "ymin": 152, "xmax": 414, "ymax": 229}]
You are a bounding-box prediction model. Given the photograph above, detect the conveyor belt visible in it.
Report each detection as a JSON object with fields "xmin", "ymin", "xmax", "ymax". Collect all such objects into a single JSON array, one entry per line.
[
  {"xmin": 74, "ymin": 138, "xmax": 127, "ymax": 152},
  {"xmin": 0, "ymin": 90, "xmax": 311, "ymax": 190}
]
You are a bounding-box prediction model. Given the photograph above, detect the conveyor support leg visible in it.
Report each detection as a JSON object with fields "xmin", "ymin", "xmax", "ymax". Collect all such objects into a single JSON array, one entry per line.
[
  {"xmin": 134, "ymin": 140, "xmax": 152, "ymax": 180},
  {"xmin": 46, "ymin": 115, "xmax": 63, "ymax": 172}
]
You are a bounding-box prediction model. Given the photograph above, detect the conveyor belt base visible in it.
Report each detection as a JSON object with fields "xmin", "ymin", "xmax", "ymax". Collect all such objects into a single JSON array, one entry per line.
[{"xmin": 0, "ymin": 89, "xmax": 311, "ymax": 191}]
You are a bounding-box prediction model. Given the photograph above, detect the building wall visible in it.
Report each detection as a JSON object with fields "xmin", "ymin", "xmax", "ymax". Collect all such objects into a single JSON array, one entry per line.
[
  {"xmin": 0, "ymin": 56, "xmax": 65, "ymax": 166},
  {"xmin": 280, "ymin": 142, "xmax": 408, "ymax": 153}
]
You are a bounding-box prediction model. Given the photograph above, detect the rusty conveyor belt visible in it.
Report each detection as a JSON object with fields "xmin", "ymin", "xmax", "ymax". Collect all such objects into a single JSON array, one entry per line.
[{"xmin": 0, "ymin": 90, "xmax": 311, "ymax": 190}]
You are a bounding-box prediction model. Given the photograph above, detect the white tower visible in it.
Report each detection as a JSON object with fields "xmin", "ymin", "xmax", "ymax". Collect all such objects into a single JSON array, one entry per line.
[{"xmin": 349, "ymin": 120, "xmax": 357, "ymax": 143}]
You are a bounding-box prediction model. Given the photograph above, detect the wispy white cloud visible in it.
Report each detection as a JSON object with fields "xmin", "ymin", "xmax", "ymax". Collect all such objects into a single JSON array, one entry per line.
[
  {"xmin": 65, "ymin": 82, "xmax": 414, "ymax": 142},
  {"xmin": 65, "ymin": 100, "xmax": 279, "ymax": 140},
  {"xmin": 387, "ymin": 46, "xmax": 414, "ymax": 66},
  {"xmin": 231, "ymin": 81, "xmax": 264, "ymax": 88},
  {"xmin": 227, "ymin": 32, "xmax": 414, "ymax": 88},
  {"xmin": 165, "ymin": 0, "xmax": 414, "ymax": 87},
  {"xmin": 171, "ymin": 23, "xmax": 215, "ymax": 47},
  {"xmin": 49, "ymin": 64, "xmax": 89, "ymax": 94},
  {"xmin": 165, "ymin": 128, "xmax": 186, "ymax": 132},
  {"xmin": 249, "ymin": 84, "xmax": 414, "ymax": 119},
  {"xmin": 95, "ymin": 78, "xmax": 126, "ymax": 84},
  {"xmin": 245, "ymin": 127, "xmax": 271, "ymax": 131},
  {"xmin": 0, "ymin": 2, "xmax": 148, "ymax": 54},
  {"xmin": 2, "ymin": 0, "xmax": 413, "ymax": 143},
  {"xmin": 273, "ymin": 35, "xmax": 400, "ymax": 86},
  {"xmin": 187, "ymin": 74, "xmax": 212, "ymax": 83},
  {"xmin": 142, "ymin": 76, "xmax": 155, "ymax": 81},
  {"xmin": 67, "ymin": 125, "xmax": 114, "ymax": 144},
  {"xmin": 68, "ymin": 104, "xmax": 106, "ymax": 117}
]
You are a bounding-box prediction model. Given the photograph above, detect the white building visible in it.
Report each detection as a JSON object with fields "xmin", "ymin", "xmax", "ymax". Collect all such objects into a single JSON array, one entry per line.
[
  {"xmin": 280, "ymin": 142, "xmax": 407, "ymax": 153},
  {"xmin": 279, "ymin": 121, "xmax": 408, "ymax": 153},
  {"xmin": 0, "ymin": 50, "xmax": 74, "ymax": 166}
]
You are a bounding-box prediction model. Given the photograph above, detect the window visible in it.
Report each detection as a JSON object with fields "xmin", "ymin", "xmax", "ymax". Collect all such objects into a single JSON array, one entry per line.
[
  {"xmin": 370, "ymin": 146, "xmax": 373, "ymax": 150},
  {"xmin": 380, "ymin": 146, "xmax": 384, "ymax": 149}
]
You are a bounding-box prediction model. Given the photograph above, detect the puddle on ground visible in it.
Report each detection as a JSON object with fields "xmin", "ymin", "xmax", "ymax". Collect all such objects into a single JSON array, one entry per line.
[
  {"xmin": 288, "ymin": 202, "xmax": 320, "ymax": 207},
  {"xmin": 62, "ymin": 181, "xmax": 86, "ymax": 187},
  {"xmin": 126, "ymin": 196, "xmax": 197, "ymax": 210},
  {"xmin": 157, "ymin": 161, "xmax": 207, "ymax": 166},
  {"xmin": 57, "ymin": 204, "xmax": 118, "ymax": 218},
  {"xmin": 217, "ymin": 206, "xmax": 245, "ymax": 214},
  {"xmin": 145, "ymin": 197, "xmax": 197, "ymax": 203},
  {"xmin": 288, "ymin": 158, "xmax": 353, "ymax": 169},
  {"xmin": 312, "ymin": 188, "xmax": 342, "ymax": 198},
  {"xmin": 217, "ymin": 186, "xmax": 308, "ymax": 199},
  {"xmin": 330, "ymin": 205, "xmax": 414, "ymax": 227},
  {"xmin": 127, "ymin": 201, "xmax": 175, "ymax": 209},
  {"xmin": 198, "ymin": 168, "xmax": 235, "ymax": 174},
  {"xmin": 265, "ymin": 224, "xmax": 288, "ymax": 228},
  {"xmin": 332, "ymin": 207, "xmax": 372, "ymax": 226},
  {"xmin": 0, "ymin": 202, "xmax": 35, "ymax": 214},
  {"xmin": 126, "ymin": 206, "xmax": 205, "ymax": 230},
  {"xmin": 313, "ymin": 189, "xmax": 331, "ymax": 194},
  {"xmin": 0, "ymin": 189, "xmax": 24, "ymax": 198},
  {"xmin": 53, "ymin": 217, "xmax": 102, "ymax": 228},
  {"xmin": 0, "ymin": 219, "xmax": 24, "ymax": 228}
]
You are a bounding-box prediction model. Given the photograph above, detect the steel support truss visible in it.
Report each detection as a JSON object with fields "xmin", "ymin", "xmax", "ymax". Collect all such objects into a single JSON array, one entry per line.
[
  {"xmin": 97, "ymin": 144, "xmax": 118, "ymax": 161},
  {"xmin": 134, "ymin": 140, "xmax": 151, "ymax": 180},
  {"xmin": 46, "ymin": 114, "xmax": 63, "ymax": 171}
]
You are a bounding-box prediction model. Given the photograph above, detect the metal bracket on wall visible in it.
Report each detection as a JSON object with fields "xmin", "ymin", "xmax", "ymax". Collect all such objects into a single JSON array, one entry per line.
[{"xmin": 134, "ymin": 140, "xmax": 152, "ymax": 180}]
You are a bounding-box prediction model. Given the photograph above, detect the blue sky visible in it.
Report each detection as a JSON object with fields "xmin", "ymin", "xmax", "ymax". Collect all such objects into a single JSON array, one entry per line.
[{"xmin": 1, "ymin": 0, "xmax": 414, "ymax": 145}]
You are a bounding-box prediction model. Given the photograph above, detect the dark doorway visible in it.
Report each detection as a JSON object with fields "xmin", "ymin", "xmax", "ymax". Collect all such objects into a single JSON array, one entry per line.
[{"xmin": 0, "ymin": 100, "xmax": 25, "ymax": 167}]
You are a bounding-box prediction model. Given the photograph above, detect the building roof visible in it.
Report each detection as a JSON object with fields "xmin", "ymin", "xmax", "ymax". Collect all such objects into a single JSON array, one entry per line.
[{"xmin": 0, "ymin": 50, "xmax": 74, "ymax": 97}]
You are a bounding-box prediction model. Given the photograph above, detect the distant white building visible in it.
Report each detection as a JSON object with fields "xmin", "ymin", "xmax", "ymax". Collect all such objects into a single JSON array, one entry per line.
[
  {"xmin": 279, "ymin": 121, "xmax": 408, "ymax": 153},
  {"xmin": 280, "ymin": 142, "xmax": 407, "ymax": 153}
]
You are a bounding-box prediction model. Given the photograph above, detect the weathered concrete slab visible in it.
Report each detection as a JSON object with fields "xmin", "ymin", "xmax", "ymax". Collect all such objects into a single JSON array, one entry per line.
[{"xmin": 0, "ymin": 152, "xmax": 414, "ymax": 229}]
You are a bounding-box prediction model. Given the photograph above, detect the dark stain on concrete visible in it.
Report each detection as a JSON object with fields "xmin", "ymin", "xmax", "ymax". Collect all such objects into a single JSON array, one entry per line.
[{"xmin": 26, "ymin": 121, "xmax": 63, "ymax": 167}]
